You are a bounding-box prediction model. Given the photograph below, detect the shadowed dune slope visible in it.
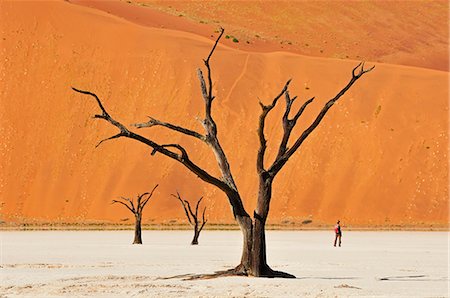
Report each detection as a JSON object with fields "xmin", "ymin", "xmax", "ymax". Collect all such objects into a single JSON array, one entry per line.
[
  {"xmin": 0, "ymin": 1, "xmax": 448, "ymax": 227},
  {"xmin": 73, "ymin": 0, "xmax": 448, "ymax": 71}
]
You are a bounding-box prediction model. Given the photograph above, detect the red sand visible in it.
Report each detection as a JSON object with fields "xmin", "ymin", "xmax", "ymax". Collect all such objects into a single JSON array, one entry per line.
[
  {"xmin": 0, "ymin": 1, "xmax": 448, "ymax": 227},
  {"xmin": 72, "ymin": 0, "xmax": 448, "ymax": 71}
]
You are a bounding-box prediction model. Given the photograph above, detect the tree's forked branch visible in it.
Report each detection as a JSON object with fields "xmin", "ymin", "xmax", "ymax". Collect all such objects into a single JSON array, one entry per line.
[
  {"xmin": 112, "ymin": 197, "xmax": 135, "ymax": 214},
  {"xmin": 121, "ymin": 196, "xmax": 136, "ymax": 213},
  {"xmin": 273, "ymin": 94, "xmax": 315, "ymax": 162},
  {"xmin": 199, "ymin": 206, "xmax": 207, "ymax": 232},
  {"xmin": 258, "ymin": 79, "xmax": 292, "ymax": 111},
  {"xmin": 172, "ymin": 192, "xmax": 194, "ymax": 226},
  {"xmin": 267, "ymin": 62, "xmax": 375, "ymax": 176},
  {"xmin": 256, "ymin": 79, "xmax": 291, "ymax": 172},
  {"xmin": 72, "ymin": 87, "xmax": 128, "ymax": 135},
  {"xmin": 72, "ymin": 87, "xmax": 220, "ymax": 186},
  {"xmin": 141, "ymin": 184, "xmax": 159, "ymax": 211},
  {"xmin": 292, "ymin": 97, "xmax": 315, "ymax": 123},
  {"xmin": 72, "ymin": 87, "xmax": 108, "ymax": 117},
  {"xmin": 73, "ymin": 28, "xmax": 250, "ymax": 220},
  {"xmin": 137, "ymin": 192, "xmax": 150, "ymax": 208},
  {"xmin": 352, "ymin": 62, "xmax": 376, "ymax": 78},
  {"xmin": 199, "ymin": 27, "xmax": 225, "ymax": 103},
  {"xmin": 281, "ymin": 91, "xmax": 295, "ymax": 123},
  {"xmin": 151, "ymin": 144, "xmax": 189, "ymax": 161},
  {"xmin": 183, "ymin": 199, "xmax": 196, "ymax": 221},
  {"xmin": 194, "ymin": 29, "xmax": 245, "ymax": 207},
  {"xmin": 73, "ymin": 88, "xmax": 184, "ymax": 158}
]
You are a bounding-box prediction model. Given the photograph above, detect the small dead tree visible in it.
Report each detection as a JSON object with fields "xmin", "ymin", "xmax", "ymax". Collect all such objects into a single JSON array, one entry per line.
[
  {"xmin": 73, "ymin": 28, "xmax": 373, "ymax": 277},
  {"xmin": 112, "ymin": 184, "xmax": 159, "ymax": 244},
  {"xmin": 172, "ymin": 192, "xmax": 207, "ymax": 245}
]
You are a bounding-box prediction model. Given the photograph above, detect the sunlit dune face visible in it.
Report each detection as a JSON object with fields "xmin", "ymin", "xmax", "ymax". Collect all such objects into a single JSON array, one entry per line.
[{"xmin": 0, "ymin": 0, "xmax": 447, "ymax": 228}]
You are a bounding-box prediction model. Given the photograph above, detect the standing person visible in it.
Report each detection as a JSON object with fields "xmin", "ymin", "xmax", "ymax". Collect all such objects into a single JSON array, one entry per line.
[{"xmin": 334, "ymin": 220, "xmax": 342, "ymax": 247}]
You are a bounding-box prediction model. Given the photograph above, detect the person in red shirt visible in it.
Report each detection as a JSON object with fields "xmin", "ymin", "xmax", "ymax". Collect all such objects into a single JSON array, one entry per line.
[{"xmin": 334, "ymin": 220, "xmax": 342, "ymax": 247}]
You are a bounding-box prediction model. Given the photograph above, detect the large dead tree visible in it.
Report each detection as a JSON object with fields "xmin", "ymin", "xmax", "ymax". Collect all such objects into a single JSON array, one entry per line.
[
  {"xmin": 112, "ymin": 184, "xmax": 159, "ymax": 244},
  {"xmin": 73, "ymin": 28, "xmax": 374, "ymax": 278},
  {"xmin": 172, "ymin": 192, "xmax": 207, "ymax": 245}
]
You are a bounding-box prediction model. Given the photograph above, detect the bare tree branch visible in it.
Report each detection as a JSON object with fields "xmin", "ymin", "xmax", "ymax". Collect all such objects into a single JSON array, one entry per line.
[
  {"xmin": 292, "ymin": 97, "xmax": 315, "ymax": 123},
  {"xmin": 133, "ymin": 116, "xmax": 206, "ymax": 142},
  {"xmin": 174, "ymin": 192, "xmax": 208, "ymax": 244},
  {"xmin": 74, "ymin": 29, "xmax": 247, "ymax": 220},
  {"xmin": 195, "ymin": 197, "xmax": 204, "ymax": 218},
  {"xmin": 141, "ymin": 184, "xmax": 159, "ymax": 211},
  {"xmin": 72, "ymin": 87, "xmax": 128, "ymax": 133},
  {"xmin": 184, "ymin": 199, "xmax": 196, "ymax": 221},
  {"xmin": 268, "ymin": 62, "xmax": 375, "ymax": 176},
  {"xmin": 112, "ymin": 198, "xmax": 135, "ymax": 214},
  {"xmin": 197, "ymin": 68, "xmax": 247, "ymax": 217},
  {"xmin": 95, "ymin": 132, "xmax": 127, "ymax": 148},
  {"xmin": 122, "ymin": 196, "xmax": 137, "ymax": 213},
  {"xmin": 151, "ymin": 143, "xmax": 189, "ymax": 160},
  {"xmin": 72, "ymin": 87, "xmax": 108, "ymax": 117},
  {"xmin": 193, "ymin": 29, "xmax": 249, "ymax": 219},
  {"xmin": 72, "ymin": 87, "xmax": 233, "ymax": 196},
  {"xmin": 137, "ymin": 192, "xmax": 150, "ymax": 211},
  {"xmin": 172, "ymin": 192, "xmax": 194, "ymax": 226},
  {"xmin": 273, "ymin": 94, "xmax": 315, "ymax": 163},
  {"xmin": 204, "ymin": 27, "xmax": 225, "ymax": 100},
  {"xmin": 352, "ymin": 62, "xmax": 376, "ymax": 78},
  {"xmin": 199, "ymin": 206, "xmax": 207, "ymax": 232},
  {"xmin": 256, "ymin": 80, "xmax": 291, "ymax": 173}
]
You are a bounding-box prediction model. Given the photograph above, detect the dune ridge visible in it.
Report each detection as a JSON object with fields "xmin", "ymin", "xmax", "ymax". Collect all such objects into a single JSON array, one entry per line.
[
  {"xmin": 71, "ymin": 0, "xmax": 449, "ymax": 71},
  {"xmin": 0, "ymin": 0, "xmax": 447, "ymax": 228}
]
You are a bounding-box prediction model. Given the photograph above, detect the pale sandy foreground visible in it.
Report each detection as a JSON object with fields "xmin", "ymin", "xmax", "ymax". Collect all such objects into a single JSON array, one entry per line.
[{"xmin": 1, "ymin": 231, "xmax": 448, "ymax": 297}]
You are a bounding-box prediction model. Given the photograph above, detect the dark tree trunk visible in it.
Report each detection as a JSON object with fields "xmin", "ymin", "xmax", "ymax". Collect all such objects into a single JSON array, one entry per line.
[
  {"xmin": 251, "ymin": 214, "xmax": 268, "ymax": 276},
  {"xmin": 133, "ymin": 215, "xmax": 142, "ymax": 244},
  {"xmin": 191, "ymin": 226, "xmax": 200, "ymax": 245},
  {"xmin": 235, "ymin": 215, "xmax": 285, "ymax": 277},
  {"xmin": 236, "ymin": 215, "xmax": 253, "ymax": 272},
  {"xmin": 249, "ymin": 174, "xmax": 271, "ymax": 276},
  {"xmin": 233, "ymin": 176, "xmax": 293, "ymax": 278}
]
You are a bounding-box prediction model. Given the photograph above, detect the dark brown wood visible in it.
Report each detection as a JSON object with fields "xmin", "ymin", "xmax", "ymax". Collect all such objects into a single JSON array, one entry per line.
[
  {"xmin": 74, "ymin": 29, "xmax": 374, "ymax": 278},
  {"xmin": 172, "ymin": 192, "xmax": 207, "ymax": 245},
  {"xmin": 112, "ymin": 184, "xmax": 159, "ymax": 244},
  {"xmin": 133, "ymin": 116, "xmax": 206, "ymax": 142}
]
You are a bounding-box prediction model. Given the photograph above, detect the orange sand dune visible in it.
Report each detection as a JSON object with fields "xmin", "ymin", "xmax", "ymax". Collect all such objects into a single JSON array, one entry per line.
[
  {"xmin": 72, "ymin": 0, "xmax": 448, "ymax": 71},
  {"xmin": 0, "ymin": 1, "xmax": 448, "ymax": 228}
]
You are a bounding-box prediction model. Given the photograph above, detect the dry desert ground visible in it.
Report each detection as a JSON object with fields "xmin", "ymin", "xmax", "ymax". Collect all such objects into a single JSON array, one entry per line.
[{"xmin": 1, "ymin": 230, "xmax": 448, "ymax": 297}]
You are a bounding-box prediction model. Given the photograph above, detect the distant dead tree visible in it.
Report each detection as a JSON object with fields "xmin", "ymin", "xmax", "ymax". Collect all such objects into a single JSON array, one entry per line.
[
  {"xmin": 112, "ymin": 184, "xmax": 159, "ymax": 244},
  {"xmin": 73, "ymin": 28, "xmax": 374, "ymax": 278},
  {"xmin": 172, "ymin": 192, "xmax": 207, "ymax": 245}
]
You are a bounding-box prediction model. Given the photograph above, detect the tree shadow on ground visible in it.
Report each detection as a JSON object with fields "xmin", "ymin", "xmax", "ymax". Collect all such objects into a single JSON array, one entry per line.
[
  {"xmin": 158, "ymin": 272, "xmax": 359, "ymax": 281},
  {"xmin": 377, "ymin": 275, "xmax": 447, "ymax": 282},
  {"xmin": 297, "ymin": 276, "xmax": 360, "ymax": 280}
]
